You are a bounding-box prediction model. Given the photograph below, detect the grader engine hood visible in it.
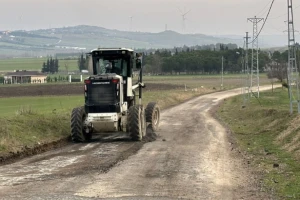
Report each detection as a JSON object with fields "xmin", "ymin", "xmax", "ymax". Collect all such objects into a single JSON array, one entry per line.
[{"xmin": 84, "ymin": 74, "xmax": 123, "ymax": 113}]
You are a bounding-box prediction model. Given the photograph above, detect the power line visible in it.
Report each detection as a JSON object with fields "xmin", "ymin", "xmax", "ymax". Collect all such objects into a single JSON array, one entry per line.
[
  {"xmin": 265, "ymin": 22, "xmax": 287, "ymax": 33},
  {"xmin": 248, "ymin": 0, "xmax": 275, "ymax": 44},
  {"xmin": 269, "ymin": 4, "xmax": 300, "ymax": 20},
  {"xmin": 256, "ymin": 0, "xmax": 273, "ymax": 17}
]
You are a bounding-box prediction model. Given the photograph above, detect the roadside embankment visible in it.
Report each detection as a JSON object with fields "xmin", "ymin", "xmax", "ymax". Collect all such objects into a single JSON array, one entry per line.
[{"xmin": 217, "ymin": 88, "xmax": 300, "ymax": 199}]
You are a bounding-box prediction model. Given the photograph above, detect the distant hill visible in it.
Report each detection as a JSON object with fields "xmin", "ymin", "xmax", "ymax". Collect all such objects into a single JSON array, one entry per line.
[
  {"xmin": 0, "ymin": 25, "xmax": 289, "ymax": 58},
  {"xmin": 32, "ymin": 25, "xmax": 241, "ymax": 48},
  {"xmin": 0, "ymin": 25, "xmax": 241, "ymax": 57},
  {"xmin": 215, "ymin": 34, "xmax": 289, "ymax": 49}
]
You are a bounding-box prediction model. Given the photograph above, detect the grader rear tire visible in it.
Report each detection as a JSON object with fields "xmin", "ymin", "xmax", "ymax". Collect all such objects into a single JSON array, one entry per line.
[
  {"xmin": 128, "ymin": 105, "xmax": 145, "ymax": 141},
  {"xmin": 145, "ymin": 102, "xmax": 160, "ymax": 132},
  {"xmin": 70, "ymin": 107, "xmax": 91, "ymax": 142}
]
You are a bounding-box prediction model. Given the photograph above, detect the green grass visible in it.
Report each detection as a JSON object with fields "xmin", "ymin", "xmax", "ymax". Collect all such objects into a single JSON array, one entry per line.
[
  {"xmin": 0, "ymin": 95, "xmax": 83, "ymax": 152},
  {"xmin": 143, "ymin": 73, "xmax": 272, "ymax": 89},
  {"xmin": 0, "ymin": 57, "xmax": 78, "ymax": 72},
  {"xmin": 217, "ymin": 88, "xmax": 300, "ymax": 199},
  {"xmin": 0, "ymin": 111, "xmax": 71, "ymax": 152},
  {"xmin": 0, "ymin": 88, "xmax": 204, "ymax": 117},
  {"xmin": 0, "ymin": 95, "xmax": 84, "ymax": 117}
]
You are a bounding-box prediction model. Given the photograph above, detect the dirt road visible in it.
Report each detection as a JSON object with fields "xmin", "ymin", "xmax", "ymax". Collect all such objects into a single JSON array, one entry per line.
[{"xmin": 0, "ymin": 87, "xmax": 276, "ymax": 200}]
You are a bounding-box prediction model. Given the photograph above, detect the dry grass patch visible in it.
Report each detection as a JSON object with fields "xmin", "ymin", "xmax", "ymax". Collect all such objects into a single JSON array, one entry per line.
[{"xmin": 276, "ymin": 115, "xmax": 300, "ymax": 143}]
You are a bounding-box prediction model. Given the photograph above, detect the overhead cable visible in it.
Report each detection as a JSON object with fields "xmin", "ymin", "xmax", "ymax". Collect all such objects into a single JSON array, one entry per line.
[{"xmin": 248, "ymin": 0, "xmax": 275, "ymax": 44}]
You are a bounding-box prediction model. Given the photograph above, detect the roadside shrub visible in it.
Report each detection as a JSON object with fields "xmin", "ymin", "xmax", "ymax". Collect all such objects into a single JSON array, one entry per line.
[{"xmin": 16, "ymin": 106, "xmax": 36, "ymax": 116}]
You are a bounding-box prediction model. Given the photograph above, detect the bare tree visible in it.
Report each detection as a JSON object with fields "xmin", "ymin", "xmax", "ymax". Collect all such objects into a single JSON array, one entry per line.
[{"xmin": 267, "ymin": 51, "xmax": 287, "ymax": 83}]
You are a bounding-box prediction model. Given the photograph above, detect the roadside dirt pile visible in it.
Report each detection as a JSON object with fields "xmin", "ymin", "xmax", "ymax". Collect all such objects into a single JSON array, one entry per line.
[
  {"xmin": 143, "ymin": 125, "xmax": 158, "ymax": 142},
  {"xmin": 0, "ymin": 138, "xmax": 69, "ymax": 165}
]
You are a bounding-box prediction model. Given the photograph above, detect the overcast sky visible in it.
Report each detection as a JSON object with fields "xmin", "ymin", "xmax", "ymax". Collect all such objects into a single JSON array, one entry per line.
[{"xmin": 0, "ymin": 0, "xmax": 299, "ymax": 36}]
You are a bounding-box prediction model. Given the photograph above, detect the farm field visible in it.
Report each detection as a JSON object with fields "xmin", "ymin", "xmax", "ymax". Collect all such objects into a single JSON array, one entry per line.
[
  {"xmin": 0, "ymin": 74, "xmax": 274, "ymax": 116},
  {"xmin": 0, "ymin": 57, "xmax": 78, "ymax": 72},
  {"xmin": 0, "ymin": 95, "xmax": 83, "ymax": 117},
  {"xmin": 0, "ymin": 82, "xmax": 204, "ymax": 117},
  {"xmin": 143, "ymin": 73, "xmax": 273, "ymax": 89}
]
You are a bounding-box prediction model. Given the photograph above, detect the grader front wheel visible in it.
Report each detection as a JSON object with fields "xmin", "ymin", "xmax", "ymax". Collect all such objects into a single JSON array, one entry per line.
[
  {"xmin": 128, "ymin": 105, "xmax": 146, "ymax": 141},
  {"xmin": 145, "ymin": 102, "xmax": 160, "ymax": 132},
  {"xmin": 70, "ymin": 107, "xmax": 92, "ymax": 142}
]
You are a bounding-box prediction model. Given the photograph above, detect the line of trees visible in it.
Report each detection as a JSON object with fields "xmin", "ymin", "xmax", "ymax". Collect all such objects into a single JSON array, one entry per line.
[
  {"xmin": 136, "ymin": 43, "xmax": 239, "ymax": 54},
  {"xmin": 41, "ymin": 57, "xmax": 59, "ymax": 73},
  {"xmin": 40, "ymin": 53, "xmax": 89, "ymax": 74},
  {"xmin": 142, "ymin": 46, "xmax": 271, "ymax": 75}
]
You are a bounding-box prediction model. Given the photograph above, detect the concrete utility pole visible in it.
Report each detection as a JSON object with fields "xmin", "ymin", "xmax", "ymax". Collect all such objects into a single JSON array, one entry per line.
[
  {"xmin": 221, "ymin": 56, "xmax": 224, "ymax": 90},
  {"xmin": 248, "ymin": 16, "xmax": 264, "ymax": 98},
  {"xmin": 244, "ymin": 32, "xmax": 251, "ymax": 103},
  {"xmin": 287, "ymin": 0, "xmax": 300, "ymax": 113}
]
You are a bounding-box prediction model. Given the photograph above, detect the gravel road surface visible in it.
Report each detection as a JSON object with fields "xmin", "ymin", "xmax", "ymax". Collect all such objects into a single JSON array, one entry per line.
[{"xmin": 0, "ymin": 86, "xmax": 276, "ymax": 200}]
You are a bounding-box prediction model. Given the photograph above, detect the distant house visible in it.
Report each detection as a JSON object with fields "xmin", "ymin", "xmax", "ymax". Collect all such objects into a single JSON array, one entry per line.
[{"xmin": 4, "ymin": 70, "xmax": 47, "ymax": 84}]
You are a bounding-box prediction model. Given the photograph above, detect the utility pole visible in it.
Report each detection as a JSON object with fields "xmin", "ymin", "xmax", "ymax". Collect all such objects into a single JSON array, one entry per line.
[
  {"xmin": 248, "ymin": 16, "xmax": 264, "ymax": 98},
  {"xmin": 244, "ymin": 32, "xmax": 251, "ymax": 103},
  {"xmin": 287, "ymin": 0, "xmax": 300, "ymax": 113},
  {"xmin": 221, "ymin": 56, "xmax": 224, "ymax": 90}
]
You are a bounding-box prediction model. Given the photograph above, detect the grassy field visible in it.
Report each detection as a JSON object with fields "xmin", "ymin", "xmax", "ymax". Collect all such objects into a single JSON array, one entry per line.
[
  {"xmin": 0, "ymin": 74, "xmax": 273, "ymax": 116},
  {"xmin": 0, "ymin": 57, "xmax": 78, "ymax": 72},
  {"xmin": 0, "ymin": 95, "xmax": 83, "ymax": 117},
  {"xmin": 143, "ymin": 73, "xmax": 273, "ymax": 89},
  {"xmin": 217, "ymin": 88, "xmax": 300, "ymax": 199},
  {"xmin": 0, "ymin": 89, "xmax": 205, "ymax": 117}
]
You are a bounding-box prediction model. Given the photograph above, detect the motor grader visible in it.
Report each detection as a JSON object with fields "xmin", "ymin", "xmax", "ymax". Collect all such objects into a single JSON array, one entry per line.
[{"xmin": 70, "ymin": 48, "xmax": 160, "ymax": 142}]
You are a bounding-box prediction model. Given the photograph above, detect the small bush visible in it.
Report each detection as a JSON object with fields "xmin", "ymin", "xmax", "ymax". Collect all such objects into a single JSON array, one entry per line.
[{"xmin": 16, "ymin": 106, "xmax": 36, "ymax": 116}]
